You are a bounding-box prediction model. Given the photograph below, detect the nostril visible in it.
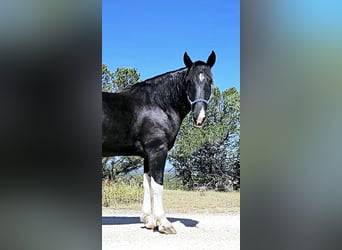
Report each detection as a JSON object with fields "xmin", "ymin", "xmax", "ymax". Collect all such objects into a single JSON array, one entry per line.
[{"xmin": 195, "ymin": 117, "xmax": 205, "ymax": 127}]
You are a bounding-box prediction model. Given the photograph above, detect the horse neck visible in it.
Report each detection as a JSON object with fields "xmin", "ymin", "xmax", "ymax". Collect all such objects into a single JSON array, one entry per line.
[
  {"xmin": 125, "ymin": 68, "xmax": 191, "ymax": 120},
  {"xmin": 166, "ymin": 69, "xmax": 191, "ymax": 120}
]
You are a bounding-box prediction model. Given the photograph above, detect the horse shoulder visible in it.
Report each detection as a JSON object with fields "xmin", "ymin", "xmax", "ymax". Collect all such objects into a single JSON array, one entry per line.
[{"xmin": 137, "ymin": 106, "xmax": 181, "ymax": 148}]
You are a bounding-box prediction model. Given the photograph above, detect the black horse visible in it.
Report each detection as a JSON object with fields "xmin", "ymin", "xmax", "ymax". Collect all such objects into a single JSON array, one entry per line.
[{"xmin": 102, "ymin": 51, "xmax": 216, "ymax": 234}]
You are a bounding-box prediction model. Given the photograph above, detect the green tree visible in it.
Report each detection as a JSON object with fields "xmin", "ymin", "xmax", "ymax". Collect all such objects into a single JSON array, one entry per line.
[
  {"xmin": 102, "ymin": 64, "xmax": 140, "ymax": 93},
  {"xmin": 169, "ymin": 87, "xmax": 240, "ymax": 190},
  {"xmin": 102, "ymin": 64, "xmax": 115, "ymax": 92},
  {"xmin": 113, "ymin": 68, "xmax": 140, "ymax": 91}
]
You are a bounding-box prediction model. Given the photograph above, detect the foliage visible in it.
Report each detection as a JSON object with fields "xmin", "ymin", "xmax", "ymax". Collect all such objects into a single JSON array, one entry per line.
[
  {"xmin": 163, "ymin": 173, "xmax": 184, "ymax": 190},
  {"xmin": 102, "ymin": 157, "xmax": 143, "ymax": 180},
  {"xmin": 102, "ymin": 64, "xmax": 115, "ymax": 93},
  {"xmin": 169, "ymin": 87, "xmax": 240, "ymax": 190},
  {"xmin": 102, "ymin": 65, "xmax": 140, "ymax": 93}
]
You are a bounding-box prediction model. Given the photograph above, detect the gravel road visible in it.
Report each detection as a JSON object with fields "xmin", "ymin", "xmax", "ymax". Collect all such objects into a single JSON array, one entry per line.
[{"xmin": 102, "ymin": 208, "xmax": 240, "ymax": 250}]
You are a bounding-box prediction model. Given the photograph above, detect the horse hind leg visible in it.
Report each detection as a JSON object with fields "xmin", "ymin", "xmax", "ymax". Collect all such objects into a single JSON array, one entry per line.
[{"xmin": 140, "ymin": 173, "xmax": 155, "ymax": 230}]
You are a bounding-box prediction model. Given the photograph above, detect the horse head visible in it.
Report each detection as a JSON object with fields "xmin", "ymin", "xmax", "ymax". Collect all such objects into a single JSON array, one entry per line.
[{"xmin": 184, "ymin": 51, "xmax": 216, "ymax": 127}]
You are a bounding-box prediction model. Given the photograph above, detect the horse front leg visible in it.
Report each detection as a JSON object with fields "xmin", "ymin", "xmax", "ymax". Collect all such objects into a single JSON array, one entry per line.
[
  {"xmin": 145, "ymin": 143, "xmax": 176, "ymax": 234},
  {"xmin": 140, "ymin": 172, "xmax": 155, "ymax": 230},
  {"xmin": 150, "ymin": 173, "xmax": 177, "ymax": 234}
]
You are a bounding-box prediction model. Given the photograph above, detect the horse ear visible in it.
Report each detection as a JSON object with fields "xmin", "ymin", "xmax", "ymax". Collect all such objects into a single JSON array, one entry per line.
[
  {"xmin": 207, "ymin": 51, "xmax": 216, "ymax": 68},
  {"xmin": 183, "ymin": 52, "xmax": 193, "ymax": 68}
]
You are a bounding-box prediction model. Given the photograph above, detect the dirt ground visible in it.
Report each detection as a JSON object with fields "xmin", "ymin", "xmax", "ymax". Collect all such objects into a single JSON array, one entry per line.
[{"xmin": 102, "ymin": 208, "xmax": 240, "ymax": 250}]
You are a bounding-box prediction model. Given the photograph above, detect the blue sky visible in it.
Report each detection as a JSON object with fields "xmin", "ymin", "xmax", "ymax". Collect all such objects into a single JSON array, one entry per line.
[{"xmin": 102, "ymin": 0, "xmax": 240, "ymax": 92}]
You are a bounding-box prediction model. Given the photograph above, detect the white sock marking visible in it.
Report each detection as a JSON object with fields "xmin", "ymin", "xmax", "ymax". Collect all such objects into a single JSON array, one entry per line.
[
  {"xmin": 151, "ymin": 177, "xmax": 165, "ymax": 218},
  {"xmin": 142, "ymin": 173, "xmax": 152, "ymax": 215}
]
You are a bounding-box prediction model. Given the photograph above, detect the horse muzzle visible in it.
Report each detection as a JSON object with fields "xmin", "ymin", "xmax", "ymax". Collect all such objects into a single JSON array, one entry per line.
[{"xmin": 193, "ymin": 106, "xmax": 206, "ymax": 127}]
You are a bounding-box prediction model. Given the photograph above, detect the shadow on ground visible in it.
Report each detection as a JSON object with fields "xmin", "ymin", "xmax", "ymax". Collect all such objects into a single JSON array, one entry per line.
[{"xmin": 102, "ymin": 216, "xmax": 198, "ymax": 227}]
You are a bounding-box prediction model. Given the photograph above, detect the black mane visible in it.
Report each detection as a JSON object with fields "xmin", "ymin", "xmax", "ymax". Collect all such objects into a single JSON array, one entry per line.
[{"xmin": 122, "ymin": 67, "xmax": 190, "ymax": 116}]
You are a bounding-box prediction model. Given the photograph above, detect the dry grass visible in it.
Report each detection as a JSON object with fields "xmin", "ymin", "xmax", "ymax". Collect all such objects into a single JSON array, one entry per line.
[
  {"xmin": 163, "ymin": 189, "xmax": 240, "ymax": 213},
  {"xmin": 102, "ymin": 180, "xmax": 240, "ymax": 213},
  {"xmin": 102, "ymin": 180, "xmax": 143, "ymax": 209}
]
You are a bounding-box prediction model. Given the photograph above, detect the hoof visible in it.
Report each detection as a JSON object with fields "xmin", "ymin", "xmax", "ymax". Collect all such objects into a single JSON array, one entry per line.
[
  {"xmin": 140, "ymin": 214, "xmax": 156, "ymax": 230},
  {"xmin": 155, "ymin": 217, "xmax": 177, "ymax": 234},
  {"xmin": 158, "ymin": 224, "xmax": 177, "ymax": 234}
]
